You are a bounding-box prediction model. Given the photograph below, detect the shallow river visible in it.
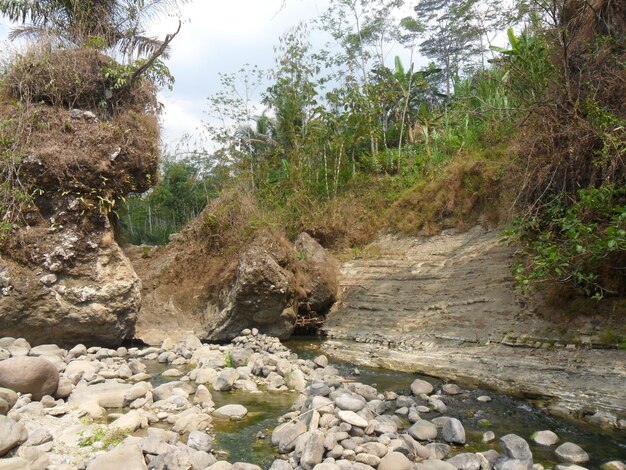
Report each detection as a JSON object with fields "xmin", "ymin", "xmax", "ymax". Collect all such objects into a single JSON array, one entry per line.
[{"xmin": 150, "ymin": 336, "xmax": 626, "ymax": 469}]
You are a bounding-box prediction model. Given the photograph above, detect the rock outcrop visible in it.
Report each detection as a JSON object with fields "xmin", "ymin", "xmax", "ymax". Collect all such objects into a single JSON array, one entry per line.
[
  {"xmin": 0, "ymin": 226, "xmax": 141, "ymax": 347},
  {"xmin": 132, "ymin": 229, "xmax": 338, "ymax": 345},
  {"xmin": 0, "ymin": 49, "xmax": 159, "ymax": 347},
  {"xmin": 321, "ymin": 227, "xmax": 626, "ymax": 423}
]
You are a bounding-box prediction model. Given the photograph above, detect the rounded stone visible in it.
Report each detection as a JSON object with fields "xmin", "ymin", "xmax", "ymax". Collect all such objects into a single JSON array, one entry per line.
[
  {"xmin": 213, "ymin": 404, "xmax": 248, "ymax": 420},
  {"xmin": 532, "ymin": 430, "xmax": 559, "ymax": 446},
  {"xmin": 0, "ymin": 356, "xmax": 59, "ymax": 401},
  {"xmin": 442, "ymin": 417, "xmax": 466, "ymax": 445},
  {"xmin": 408, "ymin": 420, "xmax": 438, "ymax": 441},
  {"xmin": 379, "ymin": 451, "xmax": 412, "ymax": 470},
  {"xmin": 555, "ymin": 442, "xmax": 590, "ymax": 464},
  {"xmin": 410, "ymin": 379, "xmax": 434, "ymax": 396}
]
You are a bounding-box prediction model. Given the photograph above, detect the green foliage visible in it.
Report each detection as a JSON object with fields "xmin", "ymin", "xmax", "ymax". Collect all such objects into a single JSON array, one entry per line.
[
  {"xmin": 79, "ymin": 426, "xmax": 129, "ymax": 449},
  {"xmin": 103, "ymin": 58, "xmax": 174, "ymax": 92},
  {"xmin": 508, "ymin": 186, "xmax": 626, "ymax": 299},
  {"xmin": 119, "ymin": 154, "xmax": 217, "ymax": 245}
]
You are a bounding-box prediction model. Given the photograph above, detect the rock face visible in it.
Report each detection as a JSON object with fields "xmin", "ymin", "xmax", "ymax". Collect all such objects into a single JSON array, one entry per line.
[
  {"xmin": 133, "ymin": 230, "xmax": 338, "ymax": 345},
  {"xmin": 0, "ymin": 227, "xmax": 141, "ymax": 347},
  {"xmin": 321, "ymin": 228, "xmax": 626, "ymax": 420},
  {"xmin": 0, "ymin": 69, "xmax": 157, "ymax": 348},
  {"xmin": 0, "ymin": 357, "xmax": 59, "ymax": 401},
  {"xmin": 295, "ymin": 232, "xmax": 338, "ymax": 315},
  {"xmin": 208, "ymin": 231, "xmax": 300, "ymax": 341}
]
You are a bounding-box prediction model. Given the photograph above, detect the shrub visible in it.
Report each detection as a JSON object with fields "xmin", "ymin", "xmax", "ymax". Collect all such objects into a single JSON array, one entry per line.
[{"xmin": 508, "ymin": 186, "xmax": 626, "ymax": 298}]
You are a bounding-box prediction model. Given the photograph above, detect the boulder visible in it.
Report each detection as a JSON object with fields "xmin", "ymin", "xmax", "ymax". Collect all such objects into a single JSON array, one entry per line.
[
  {"xmin": 86, "ymin": 443, "xmax": 147, "ymax": 469},
  {"xmin": 205, "ymin": 231, "xmax": 299, "ymax": 341},
  {"xmin": 379, "ymin": 451, "xmax": 412, "ymax": 470},
  {"xmin": 408, "ymin": 420, "xmax": 438, "ymax": 441},
  {"xmin": 295, "ymin": 232, "xmax": 338, "ymax": 314},
  {"xmin": 0, "ymin": 356, "xmax": 59, "ymax": 400},
  {"xmin": 0, "ymin": 227, "xmax": 141, "ymax": 348},
  {"xmin": 410, "ymin": 379, "xmax": 434, "ymax": 396},
  {"xmin": 555, "ymin": 443, "xmax": 590, "ymax": 464},
  {"xmin": 500, "ymin": 434, "xmax": 532, "ymax": 461},
  {"xmin": 0, "ymin": 416, "xmax": 28, "ymax": 457},
  {"xmin": 442, "ymin": 417, "xmax": 466, "ymax": 445},
  {"xmin": 213, "ymin": 404, "xmax": 248, "ymax": 420},
  {"xmin": 301, "ymin": 431, "xmax": 325, "ymax": 470},
  {"xmin": 532, "ymin": 430, "xmax": 559, "ymax": 446},
  {"xmin": 187, "ymin": 430, "xmax": 213, "ymax": 452}
]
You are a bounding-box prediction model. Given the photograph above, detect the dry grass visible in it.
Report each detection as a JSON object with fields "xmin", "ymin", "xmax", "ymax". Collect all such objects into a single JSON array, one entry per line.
[
  {"xmin": 388, "ymin": 152, "xmax": 507, "ymax": 237},
  {"xmin": 0, "ymin": 47, "xmax": 160, "ymax": 261},
  {"xmin": 513, "ymin": 0, "xmax": 625, "ymax": 213},
  {"xmin": 1, "ymin": 47, "xmax": 157, "ymax": 114}
]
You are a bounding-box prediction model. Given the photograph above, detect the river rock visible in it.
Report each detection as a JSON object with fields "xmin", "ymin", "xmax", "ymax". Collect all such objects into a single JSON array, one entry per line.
[
  {"xmin": 500, "ymin": 434, "xmax": 532, "ymax": 462},
  {"xmin": 69, "ymin": 382, "xmax": 133, "ymax": 409},
  {"xmin": 415, "ymin": 460, "xmax": 457, "ymax": 470},
  {"xmin": 337, "ymin": 410, "xmax": 368, "ymax": 428},
  {"xmin": 379, "ymin": 451, "xmax": 412, "ymax": 470},
  {"xmin": 288, "ymin": 369, "xmax": 307, "ymax": 391},
  {"xmin": 213, "ymin": 404, "xmax": 248, "ymax": 420},
  {"xmin": 442, "ymin": 417, "xmax": 465, "ymax": 444},
  {"xmin": 188, "ymin": 430, "xmax": 213, "ymax": 452},
  {"xmin": 495, "ymin": 458, "xmax": 533, "ymax": 470},
  {"xmin": 301, "ymin": 431, "xmax": 325, "ymax": 470},
  {"xmin": 334, "ymin": 393, "xmax": 366, "ymax": 412},
  {"xmin": 208, "ymin": 463, "xmax": 234, "ymax": 470},
  {"xmin": 441, "ymin": 384, "xmax": 462, "ymax": 395},
  {"xmin": 86, "ymin": 443, "xmax": 147, "ymax": 469},
  {"xmin": 600, "ymin": 462, "xmax": 626, "ymax": 470},
  {"xmin": 111, "ymin": 410, "xmax": 144, "ymax": 432},
  {"xmin": 213, "ymin": 368, "xmax": 240, "ymax": 392},
  {"xmin": 410, "ymin": 379, "xmax": 434, "ymax": 395},
  {"xmin": 0, "ymin": 388, "xmax": 17, "ymax": 413},
  {"xmin": 447, "ymin": 452, "xmax": 484, "ymax": 470},
  {"xmin": 0, "ymin": 416, "xmax": 28, "ymax": 457},
  {"xmin": 532, "ymin": 430, "xmax": 559, "ymax": 446},
  {"xmin": 0, "ymin": 356, "xmax": 59, "ymax": 400},
  {"xmin": 16, "ymin": 445, "xmax": 49, "ymax": 470},
  {"xmin": 555, "ymin": 442, "xmax": 590, "ymax": 464},
  {"xmin": 0, "ymin": 457, "xmax": 31, "ymax": 470},
  {"xmin": 408, "ymin": 420, "xmax": 438, "ymax": 441},
  {"xmin": 272, "ymin": 419, "xmax": 307, "ymax": 453}
]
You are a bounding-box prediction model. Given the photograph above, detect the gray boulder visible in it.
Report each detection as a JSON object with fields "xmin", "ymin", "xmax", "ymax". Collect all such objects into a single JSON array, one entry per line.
[
  {"xmin": 0, "ymin": 356, "xmax": 59, "ymax": 400},
  {"xmin": 0, "ymin": 416, "xmax": 28, "ymax": 457},
  {"xmin": 532, "ymin": 430, "xmax": 559, "ymax": 446},
  {"xmin": 555, "ymin": 443, "xmax": 590, "ymax": 464},
  {"xmin": 442, "ymin": 417, "xmax": 466, "ymax": 445},
  {"xmin": 301, "ymin": 431, "xmax": 325, "ymax": 470},
  {"xmin": 499, "ymin": 434, "xmax": 533, "ymax": 462},
  {"xmin": 295, "ymin": 232, "xmax": 338, "ymax": 314},
  {"xmin": 408, "ymin": 419, "xmax": 438, "ymax": 441},
  {"xmin": 410, "ymin": 379, "xmax": 434, "ymax": 396},
  {"xmin": 213, "ymin": 404, "xmax": 248, "ymax": 420},
  {"xmin": 379, "ymin": 452, "xmax": 412, "ymax": 470}
]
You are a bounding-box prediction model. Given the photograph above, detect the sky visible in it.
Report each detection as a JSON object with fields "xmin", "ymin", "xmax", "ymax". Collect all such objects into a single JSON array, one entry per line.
[{"xmin": 0, "ymin": 1, "xmax": 331, "ymax": 147}]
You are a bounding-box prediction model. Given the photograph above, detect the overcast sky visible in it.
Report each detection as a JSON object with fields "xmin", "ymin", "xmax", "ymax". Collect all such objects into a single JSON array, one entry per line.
[
  {"xmin": 0, "ymin": 1, "xmax": 330, "ymax": 147},
  {"xmin": 152, "ymin": 0, "xmax": 331, "ymax": 146}
]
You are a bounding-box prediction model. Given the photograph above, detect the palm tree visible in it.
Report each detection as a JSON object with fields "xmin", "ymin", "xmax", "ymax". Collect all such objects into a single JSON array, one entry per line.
[{"xmin": 0, "ymin": 0, "xmax": 188, "ymax": 59}]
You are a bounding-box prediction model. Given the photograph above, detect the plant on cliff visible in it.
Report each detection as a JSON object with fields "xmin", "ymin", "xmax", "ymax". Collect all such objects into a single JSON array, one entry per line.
[{"xmin": 509, "ymin": 186, "xmax": 626, "ymax": 298}]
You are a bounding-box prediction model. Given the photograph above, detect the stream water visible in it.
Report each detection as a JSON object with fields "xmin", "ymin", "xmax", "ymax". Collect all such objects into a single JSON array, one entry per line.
[{"xmin": 147, "ymin": 337, "xmax": 626, "ymax": 469}]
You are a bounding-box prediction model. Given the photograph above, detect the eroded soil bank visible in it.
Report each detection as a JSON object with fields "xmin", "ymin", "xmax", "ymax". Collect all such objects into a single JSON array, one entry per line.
[{"xmin": 321, "ymin": 227, "xmax": 626, "ymax": 425}]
